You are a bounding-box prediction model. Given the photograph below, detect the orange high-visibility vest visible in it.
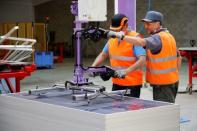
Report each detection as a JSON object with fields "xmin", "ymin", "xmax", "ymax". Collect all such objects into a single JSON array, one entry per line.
[
  {"xmin": 108, "ymin": 31, "xmax": 143, "ymax": 86},
  {"xmin": 146, "ymin": 31, "xmax": 179, "ymax": 85}
]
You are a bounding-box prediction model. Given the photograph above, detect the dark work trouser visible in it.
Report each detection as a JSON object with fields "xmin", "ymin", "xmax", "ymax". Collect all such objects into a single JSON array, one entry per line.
[
  {"xmin": 151, "ymin": 81, "xmax": 179, "ymax": 103},
  {"xmin": 112, "ymin": 84, "xmax": 142, "ymax": 98}
]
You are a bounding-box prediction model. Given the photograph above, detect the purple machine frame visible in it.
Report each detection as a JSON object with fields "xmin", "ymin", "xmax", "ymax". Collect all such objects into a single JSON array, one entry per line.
[
  {"xmin": 70, "ymin": 1, "xmax": 87, "ymax": 85},
  {"xmin": 69, "ymin": 1, "xmax": 108, "ymax": 86}
]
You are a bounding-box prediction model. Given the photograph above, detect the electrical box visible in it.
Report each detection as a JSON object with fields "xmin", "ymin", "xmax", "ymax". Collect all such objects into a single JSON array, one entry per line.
[{"xmin": 78, "ymin": 0, "xmax": 107, "ymax": 21}]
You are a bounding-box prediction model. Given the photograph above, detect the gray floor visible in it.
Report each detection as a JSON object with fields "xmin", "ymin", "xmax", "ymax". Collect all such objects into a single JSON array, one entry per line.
[{"xmin": 21, "ymin": 58, "xmax": 197, "ymax": 131}]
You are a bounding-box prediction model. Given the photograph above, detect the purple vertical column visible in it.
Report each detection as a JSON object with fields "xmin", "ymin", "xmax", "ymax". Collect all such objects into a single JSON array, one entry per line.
[
  {"xmin": 118, "ymin": 0, "xmax": 136, "ymax": 30},
  {"xmin": 75, "ymin": 20, "xmax": 82, "ymax": 66}
]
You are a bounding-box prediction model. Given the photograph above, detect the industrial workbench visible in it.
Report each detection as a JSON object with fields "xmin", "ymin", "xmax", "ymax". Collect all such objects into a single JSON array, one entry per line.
[{"xmin": 179, "ymin": 47, "xmax": 197, "ymax": 94}]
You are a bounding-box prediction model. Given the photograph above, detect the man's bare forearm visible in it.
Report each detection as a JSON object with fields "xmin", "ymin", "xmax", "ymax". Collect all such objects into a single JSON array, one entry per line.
[
  {"xmin": 124, "ymin": 36, "xmax": 146, "ymax": 47},
  {"xmin": 92, "ymin": 52, "xmax": 108, "ymax": 67},
  {"xmin": 125, "ymin": 55, "xmax": 146, "ymax": 74}
]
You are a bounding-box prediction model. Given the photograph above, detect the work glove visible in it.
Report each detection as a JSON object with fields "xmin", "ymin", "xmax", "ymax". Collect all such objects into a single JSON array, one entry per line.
[
  {"xmin": 98, "ymin": 28, "xmax": 109, "ymax": 39},
  {"xmin": 99, "ymin": 65, "xmax": 115, "ymax": 81},
  {"xmin": 114, "ymin": 70, "xmax": 127, "ymax": 78},
  {"xmin": 107, "ymin": 31, "xmax": 125, "ymax": 40}
]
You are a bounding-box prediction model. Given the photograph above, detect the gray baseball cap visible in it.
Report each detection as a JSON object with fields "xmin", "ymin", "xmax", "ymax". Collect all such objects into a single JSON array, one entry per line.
[{"xmin": 142, "ymin": 11, "xmax": 164, "ymax": 23}]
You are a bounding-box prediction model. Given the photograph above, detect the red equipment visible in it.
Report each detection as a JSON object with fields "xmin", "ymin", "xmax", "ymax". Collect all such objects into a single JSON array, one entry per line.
[
  {"xmin": 0, "ymin": 63, "xmax": 36, "ymax": 93},
  {"xmin": 0, "ymin": 26, "xmax": 36, "ymax": 93},
  {"xmin": 179, "ymin": 47, "xmax": 197, "ymax": 94}
]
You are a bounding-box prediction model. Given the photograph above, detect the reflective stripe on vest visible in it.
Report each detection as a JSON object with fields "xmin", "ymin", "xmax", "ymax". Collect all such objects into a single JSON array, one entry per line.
[
  {"xmin": 147, "ymin": 55, "xmax": 177, "ymax": 62},
  {"xmin": 113, "ymin": 66, "xmax": 141, "ymax": 73},
  {"xmin": 147, "ymin": 67, "xmax": 177, "ymax": 74},
  {"xmin": 110, "ymin": 55, "xmax": 136, "ymax": 61}
]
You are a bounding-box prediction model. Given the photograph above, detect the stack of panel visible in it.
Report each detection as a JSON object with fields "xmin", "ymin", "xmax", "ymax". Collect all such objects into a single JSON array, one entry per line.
[{"xmin": 0, "ymin": 87, "xmax": 180, "ymax": 131}]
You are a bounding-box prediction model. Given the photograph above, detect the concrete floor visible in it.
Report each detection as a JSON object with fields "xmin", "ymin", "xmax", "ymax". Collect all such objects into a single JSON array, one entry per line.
[{"xmin": 21, "ymin": 58, "xmax": 197, "ymax": 131}]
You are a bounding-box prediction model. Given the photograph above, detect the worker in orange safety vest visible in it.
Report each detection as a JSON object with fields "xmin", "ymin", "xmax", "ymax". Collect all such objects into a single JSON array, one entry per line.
[
  {"xmin": 91, "ymin": 14, "xmax": 146, "ymax": 98},
  {"xmin": 107, "ymin": 11, "xmax": 182, "ymax": 103}
]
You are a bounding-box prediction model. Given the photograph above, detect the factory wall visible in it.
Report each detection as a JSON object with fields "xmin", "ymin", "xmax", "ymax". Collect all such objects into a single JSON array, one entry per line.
[
  {"xmin": 0, "ymin": 0, "xmax": 196, "ymax": 57},
  {"xmin": 35, "ymin": 0, "xmax": 73, "ymax": 48},
  {"xmin": 29, "ymin": 0, "xmax": 197, "ymax": 57},
  {"xmin": 136, "ymin": 0, "xmax": 197, "ymax": 47},
  {"xmin": 0, "ymin": 0, "xmax": 34, "ymax": 23},
  {"xmin": 34, "ymin": 0, "xmax": 114, "ymax": 57}
]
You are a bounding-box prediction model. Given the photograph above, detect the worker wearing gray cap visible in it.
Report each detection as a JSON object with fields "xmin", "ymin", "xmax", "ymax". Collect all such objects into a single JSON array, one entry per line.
[{"xmin": 108, "ymin": 11, "xmax": 181, "ymax": 103}]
